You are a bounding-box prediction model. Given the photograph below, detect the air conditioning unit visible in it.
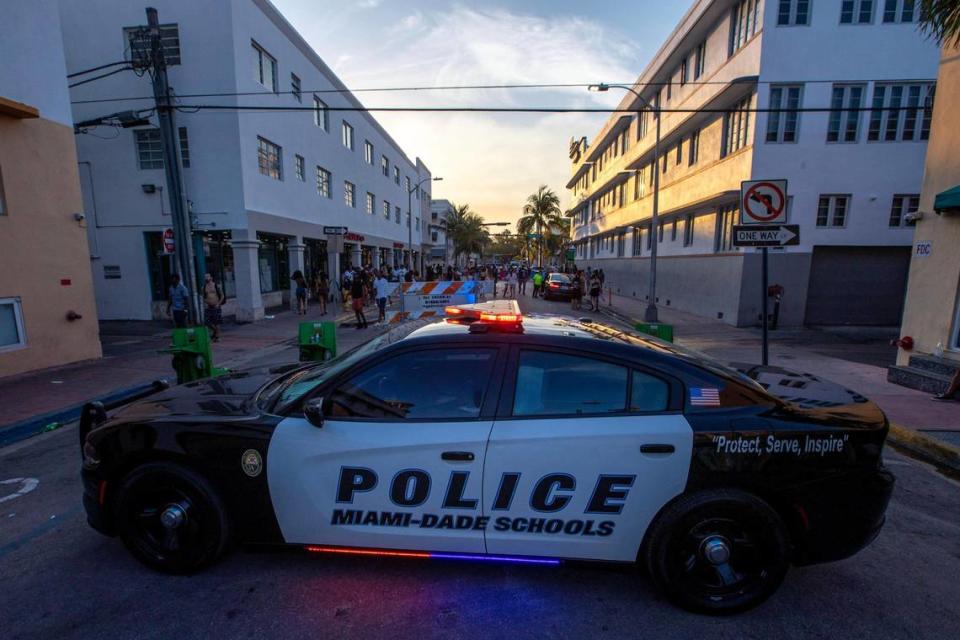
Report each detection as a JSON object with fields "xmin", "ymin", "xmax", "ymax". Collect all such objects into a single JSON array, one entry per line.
[{"xmin": 904, "ymin": 210, "xmax": 924, "ymax": 223}]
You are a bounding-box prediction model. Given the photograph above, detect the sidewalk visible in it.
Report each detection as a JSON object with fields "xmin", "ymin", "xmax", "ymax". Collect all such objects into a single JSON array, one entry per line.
[
  {"xmin": 598, "ymin": 292, "xmax": 959, "ymax": 451},
  {"xmin": 0, "ymin": 298, "xmax": 386, "ymax": 434}
]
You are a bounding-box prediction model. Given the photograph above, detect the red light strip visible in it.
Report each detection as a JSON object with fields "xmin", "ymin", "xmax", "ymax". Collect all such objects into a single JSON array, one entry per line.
[{"xmin": 305, "ymin": 546, "xmax": 430, "ymax": 559}]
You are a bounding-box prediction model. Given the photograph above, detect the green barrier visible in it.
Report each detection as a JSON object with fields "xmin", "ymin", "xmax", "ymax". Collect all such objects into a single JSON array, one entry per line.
[
  {"xmin": 299, "ymin": 321, "xmax": 337, "ymax": 362},
  {"xmin": 160, "ymin": 326, "xmax": 228, "ymax": 384},
  {"xmin": 634, "ymin": 322, "xmax": 674, "ymax": 343}
]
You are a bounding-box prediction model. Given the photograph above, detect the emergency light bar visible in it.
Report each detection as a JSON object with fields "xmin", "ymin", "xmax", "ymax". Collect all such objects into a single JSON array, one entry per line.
[{"xmin": 444, "ymin": 299, "xmax": 522, "ymax": 325}]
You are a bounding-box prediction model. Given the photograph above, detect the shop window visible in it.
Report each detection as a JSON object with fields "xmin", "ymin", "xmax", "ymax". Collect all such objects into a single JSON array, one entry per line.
[
  {"xmin": 0, "ymin": 298, "xmax": 26, "ymax": 351},
  {"xmin": 257, "ymin": 233, "xmax": 289, "ymax": 293}
]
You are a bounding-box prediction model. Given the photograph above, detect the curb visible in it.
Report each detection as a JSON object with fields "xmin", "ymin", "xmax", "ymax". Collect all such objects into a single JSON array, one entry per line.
[
  {"xmin": 597, "ymin": 304, "xmax": 638, "ymax": 328},
  {"xmin": 886, "ymin": 423, "xmax": 960, "ymax": 475},
  {"xmin": 0, "ymin": 380, "xmax": 168, "ymax": 449}
]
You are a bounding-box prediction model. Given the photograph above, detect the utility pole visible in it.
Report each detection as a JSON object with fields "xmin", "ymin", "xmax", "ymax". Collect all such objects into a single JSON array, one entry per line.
[{"xmin": 145, "ymin": 7, "xmax": 197, "ymax": 323}]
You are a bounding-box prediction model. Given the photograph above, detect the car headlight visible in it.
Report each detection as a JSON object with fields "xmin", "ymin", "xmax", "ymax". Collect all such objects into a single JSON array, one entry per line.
[{"xmin": 83, "ymin": 441, "xmax": 101, "ymax": 468}]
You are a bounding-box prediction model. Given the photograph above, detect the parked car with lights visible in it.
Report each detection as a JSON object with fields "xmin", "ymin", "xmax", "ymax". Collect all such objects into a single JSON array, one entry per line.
[{"xmin": 79, "ymin": 300, "xmax": 893, "ymax": 614}]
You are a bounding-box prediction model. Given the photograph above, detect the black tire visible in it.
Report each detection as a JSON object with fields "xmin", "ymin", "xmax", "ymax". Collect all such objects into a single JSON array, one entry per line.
[
  {"xmin": 114, "ymin": 462, "xmax": 230, "ymax": 574},
  {"xmin": 643, "ymin": 489, "xmax": 790, "ymax": 615}
]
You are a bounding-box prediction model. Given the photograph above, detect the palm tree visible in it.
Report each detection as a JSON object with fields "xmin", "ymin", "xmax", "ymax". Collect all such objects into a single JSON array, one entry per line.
[
  {"xmin": 919, "ymin": 0, "xmax": 960, "ymax": 46},
  {"xmin": 518, "ymin": 185, "xmax": 564, "ymax": 268},
  {"xmin": 443, "ymin": 203, "xmax": 489, "ymax": 267}
]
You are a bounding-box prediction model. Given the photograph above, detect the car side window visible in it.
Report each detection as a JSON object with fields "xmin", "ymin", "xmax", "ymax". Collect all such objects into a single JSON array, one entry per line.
[
  {"xmin": 326, "ymin": 348, "xmax": 497, "ymax": 420},
  {"xmin": 512, "ymin": 350, "xmax": 628, "ymax": 416},
  {"xmin": 630, "ymin": 370, "xmax": 670, "ymax": 412}
]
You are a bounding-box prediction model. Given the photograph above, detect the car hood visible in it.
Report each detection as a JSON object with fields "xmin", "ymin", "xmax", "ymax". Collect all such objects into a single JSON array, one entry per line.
[
  {"xmin": 732, "ymin": 363, "xmax": 887, "ymax": 428},
  {"xmin": 106, "ymin": 366, "xmax": 297, "ymax": 420}
]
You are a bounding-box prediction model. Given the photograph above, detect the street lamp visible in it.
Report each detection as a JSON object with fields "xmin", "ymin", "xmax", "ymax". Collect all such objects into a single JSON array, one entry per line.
[
  {"xmin": 588, "ymin": 82, "xmax": 661, "ymax": 323},
  {"xmin": 408, "ymin": 176, "xmax": 443, "ymax": 273}
]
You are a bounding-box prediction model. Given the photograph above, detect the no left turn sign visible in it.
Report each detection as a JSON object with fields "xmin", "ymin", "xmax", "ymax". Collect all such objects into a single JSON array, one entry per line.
[{"xmin": 740, "ymin": 179, "xmax": 788, "ymax": 224}]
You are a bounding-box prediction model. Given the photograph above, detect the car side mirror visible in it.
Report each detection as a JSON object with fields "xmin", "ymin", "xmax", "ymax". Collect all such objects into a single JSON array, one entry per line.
[{"xmin": 304, "ymin": 397, "xmax": 325, "ymax": 428}]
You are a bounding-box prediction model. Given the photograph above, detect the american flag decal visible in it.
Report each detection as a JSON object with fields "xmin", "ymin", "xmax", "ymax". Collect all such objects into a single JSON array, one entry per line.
[{"xmin": 690, "ymin": 387, "xmax": 721, "ymax": 407}]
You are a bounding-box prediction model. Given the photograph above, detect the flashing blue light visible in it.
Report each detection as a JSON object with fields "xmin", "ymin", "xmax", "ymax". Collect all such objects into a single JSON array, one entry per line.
[{"xmin": 430, "ymin": 552, "xmax": 561, "ymax": 566}]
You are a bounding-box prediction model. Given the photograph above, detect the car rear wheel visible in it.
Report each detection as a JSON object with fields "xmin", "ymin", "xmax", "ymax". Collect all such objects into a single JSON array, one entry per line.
[
  {"xmin": 114, "ymin": 462, "xmax": 230, "ymax": 574},
  {"xmin": 643, "ymin": 489, "xmax": 790, "ymax": 614}
]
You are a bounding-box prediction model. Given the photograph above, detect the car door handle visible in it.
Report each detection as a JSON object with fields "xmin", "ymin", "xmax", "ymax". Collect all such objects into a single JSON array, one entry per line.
[
  {"xmin": 640, "ymin": 444, "xmax": 675, "ymax": 454},
  {"xmin": 441, "ymin": 451, "xmax": 475, "ymax": 462}
]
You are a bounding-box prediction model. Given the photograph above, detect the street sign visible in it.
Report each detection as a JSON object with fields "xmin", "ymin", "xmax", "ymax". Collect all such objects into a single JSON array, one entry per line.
[
  {"xmin": 740, "ymin": 179, "xmax": 788, "ymax": 224},
  {"xmin": 162, "ymin": 227, "xmax": 175, "ymax": 254},
  {"xmin": 915, "ymin": 241, "xmax": 932, "ymax": 258},
  {"xmin": 323, "ymin": 226, "xmax": 348, "ymax": 235},
  {"xmin": 732, "ymin": 224, "xmax": 800, "ymax": 247}
]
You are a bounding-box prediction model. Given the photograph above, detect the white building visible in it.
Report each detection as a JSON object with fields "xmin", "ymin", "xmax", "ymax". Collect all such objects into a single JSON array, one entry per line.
[
  {"xmin": 567, "ymin": 0, "xmax": 939, "ymax": 326},
  {"xmin": 428, "ymin": 199, "xmax": 455, "ymax": 265},
  {"xmin": 60, "ymin": 0, "xmax": 433, "ymax": 322}
]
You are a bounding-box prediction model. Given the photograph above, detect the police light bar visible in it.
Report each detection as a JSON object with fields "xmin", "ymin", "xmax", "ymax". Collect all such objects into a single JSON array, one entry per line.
[{"xmin": 445, "ymin": 299, "xmax": 522, "ymax": 324}]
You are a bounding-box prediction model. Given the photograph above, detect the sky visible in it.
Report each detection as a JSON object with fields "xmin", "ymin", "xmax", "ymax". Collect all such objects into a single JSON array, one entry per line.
[{"xmin": 272, "ymin": 0, "xmax": 691, "ymax": 226}]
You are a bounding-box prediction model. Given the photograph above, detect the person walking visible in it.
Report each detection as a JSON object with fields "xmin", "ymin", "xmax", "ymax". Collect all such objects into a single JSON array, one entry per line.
[
  {"xmin": 589, "ymin": 271, "xmax": 602, "ymax": 312},
  {"xmin": 166, "ymin": 273, "xmax": 190, "ymax": 328},
  {"xmin": 933, "ymin": 369, "xmax": 960, "ymax": 401},
  {"xmin": 350, "ymin": 273, "xmax": 368, "ymax": 329},
  {"xmin": 373, "ymin": 270, "xmax": 389, "ymax": 323},
  {"xmin": 314, "ymin": 272, "xmax": 329, "ymax": 316},
  {"xmin": 532, "ymin": 269, "xmax": 544, "ymax": 298},
  {"xmin": 571, "ymin": 271, "xmax": 583, "ymax": 312},
  {"xmin": 201, "ymin": 273, "xmax": 225, "ymax": 341},
  {"xmin": 291, "ymin": 270, "xmax": 308, "ymax": 315}
]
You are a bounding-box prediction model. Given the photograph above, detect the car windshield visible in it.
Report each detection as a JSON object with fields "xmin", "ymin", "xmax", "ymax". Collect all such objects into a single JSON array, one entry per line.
[
  {"xmin": 261, "ymin": 320, "xmax": 432, "ymax": 412},
  {"xmin": 549, "ymin": 274, "xmax": 570, "ymax": 283}
]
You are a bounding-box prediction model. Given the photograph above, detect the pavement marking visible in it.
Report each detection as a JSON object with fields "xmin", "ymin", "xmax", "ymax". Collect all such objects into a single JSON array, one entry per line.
[
  {"xmin": 0, "ymin": 478, "xmax": 39, "ymax": 504},
  {"xmin": 0, "ymin": 505, "xmax": 82, "ymax": 560}
]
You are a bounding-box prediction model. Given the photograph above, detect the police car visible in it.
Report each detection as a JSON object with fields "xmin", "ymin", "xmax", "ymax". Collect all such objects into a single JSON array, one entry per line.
[{"xmin": 79, "ymin": 300, "xmax": 894, "ymax": 614}]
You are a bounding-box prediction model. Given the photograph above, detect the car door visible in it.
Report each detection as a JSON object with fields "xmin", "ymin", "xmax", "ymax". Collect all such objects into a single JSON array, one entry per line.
[
  {"xmin": 483, "ymin": 346, "xmax": 693, "ymax": 562},
  {"xmin": 268, "ymin": 344, "xmax": 505, "ymax": 553}
]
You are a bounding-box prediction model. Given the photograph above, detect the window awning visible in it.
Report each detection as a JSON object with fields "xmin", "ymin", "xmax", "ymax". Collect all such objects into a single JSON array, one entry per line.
[{"xmin": 934, "ymin": 184, "xmax": 960, "ymax": 214}]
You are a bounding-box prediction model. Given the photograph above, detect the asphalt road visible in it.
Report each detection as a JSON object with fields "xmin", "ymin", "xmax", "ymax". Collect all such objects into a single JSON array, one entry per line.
[{"xmin": 1, "ymin": 296, "xmax": 958, "ymax": 639}]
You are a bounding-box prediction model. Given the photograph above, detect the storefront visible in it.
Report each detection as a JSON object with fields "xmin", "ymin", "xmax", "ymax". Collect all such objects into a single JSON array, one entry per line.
[
  {"xmin": 197, "ymin": 230, "xmax": 235, "ymax": 299},
  {"xmin": 379, "ymin": 247, "xmax": 391, "ymax": 269},
  {"xmin": 257, "ymin": 232, "xmax": 289, "ymax": 294},
  {"xmin": 361, "ymin": 244, "xmax": 375, "ymax": 268},
  {"xmin": 303, "ymin": 237, "xmax": 328, "ymax": 281}
]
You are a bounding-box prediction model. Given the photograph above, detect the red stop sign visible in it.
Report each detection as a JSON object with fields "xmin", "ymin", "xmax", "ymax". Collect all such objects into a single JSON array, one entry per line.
[{"xmin": 162, "ymin": 228, "xmax": 176, "ymax": 254}]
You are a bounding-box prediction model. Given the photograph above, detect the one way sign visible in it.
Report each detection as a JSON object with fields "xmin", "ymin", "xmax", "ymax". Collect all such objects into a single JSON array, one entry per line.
[{"xmin": 732, "ymin": 224, "xmax": 800, "ymax": 247}]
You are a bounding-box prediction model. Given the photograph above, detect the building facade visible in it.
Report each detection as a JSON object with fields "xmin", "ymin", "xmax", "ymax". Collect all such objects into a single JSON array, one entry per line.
[
  {"xmin": 60, "ymin": 0, "xmax": 433, "ymax": 322},
  {"xmin": 567, "ymin": 0, "xmax": 939, "ymax": 326},
  {"xmin": 893, "ymin": 41, "xmax": 960, "ymax": 383},
  {"xmin": 428, "ymin": 199, "xmax": 455, "ymax": 266},
  {"xmin": 0, "ymin": 0, "xmax": 101, "ymax": 378}
]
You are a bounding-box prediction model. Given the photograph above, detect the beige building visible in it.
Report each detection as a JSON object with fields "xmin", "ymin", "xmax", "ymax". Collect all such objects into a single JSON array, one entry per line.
[
  {"xmin": 0, "ymin": 0, "xmax": 101, "ymax": 378},
  {"xmin": 892, "ymin": 42, "xmax": 960, "ymax": 391}
]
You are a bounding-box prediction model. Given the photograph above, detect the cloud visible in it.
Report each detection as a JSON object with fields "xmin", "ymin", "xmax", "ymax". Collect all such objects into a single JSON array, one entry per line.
[
  {"xmin": 305, "ymin": 4, "xmax": 641, "ymax": 224},
  {"xmin": 355, "ymin": 0, "xmax": 382, "ymax": 8}
]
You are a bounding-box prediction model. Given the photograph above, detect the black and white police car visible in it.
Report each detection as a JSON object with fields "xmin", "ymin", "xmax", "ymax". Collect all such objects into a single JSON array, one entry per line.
[{"xmin": 79, "ymin": 300, "xmax": 894, "ymax": 614}]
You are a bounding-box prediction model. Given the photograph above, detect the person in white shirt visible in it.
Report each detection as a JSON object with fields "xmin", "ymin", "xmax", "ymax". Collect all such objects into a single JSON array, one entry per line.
[{"xmin": 373, "ymin": 271, "xmax": 390, "ymax": 323}]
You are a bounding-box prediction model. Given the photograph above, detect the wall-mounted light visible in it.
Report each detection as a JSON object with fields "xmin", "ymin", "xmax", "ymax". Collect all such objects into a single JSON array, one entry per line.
[{"xmin": 142, "ymin": 184, "xmax": 157, "ymax": 194}]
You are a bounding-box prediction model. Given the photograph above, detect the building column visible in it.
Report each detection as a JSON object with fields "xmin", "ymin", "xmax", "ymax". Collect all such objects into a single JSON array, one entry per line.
[
  {"xmin": 351, "ymin": 244, "xmax": 362, "ymax": 270},
  {"xmin": 288, "ymin": 237, "xmax": 305, "ymax": 311},
  {"xmin": 231, "ymin": 229, "xmax": 263, "ymax": 323}
]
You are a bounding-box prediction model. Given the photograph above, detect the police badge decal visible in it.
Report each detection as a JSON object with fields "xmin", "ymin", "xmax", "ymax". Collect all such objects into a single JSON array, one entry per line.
[{"xmin": 241, "ymin": 449, "xmax": 263, "ymax": 477}]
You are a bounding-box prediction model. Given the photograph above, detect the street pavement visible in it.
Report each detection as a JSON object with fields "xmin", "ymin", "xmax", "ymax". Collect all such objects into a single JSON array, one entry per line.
[{"xmin": 1, "ymin": 293, "xmax": 959, "ymax": 639}]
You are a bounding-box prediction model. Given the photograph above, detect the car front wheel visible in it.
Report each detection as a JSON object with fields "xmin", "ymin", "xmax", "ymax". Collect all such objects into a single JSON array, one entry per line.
[
  {"xmin": 643, "ymin": 489, "xmax": 790, "ymax": 614},
  {"xmin": 114, "ymin": 462, "xmax": 230, "ymax": 574}
]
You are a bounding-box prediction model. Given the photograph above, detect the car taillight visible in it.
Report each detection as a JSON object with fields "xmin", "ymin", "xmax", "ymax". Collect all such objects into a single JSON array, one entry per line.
[{"xmin": 549, "ymin": 283, "xmax": 559, "ymax": 288}]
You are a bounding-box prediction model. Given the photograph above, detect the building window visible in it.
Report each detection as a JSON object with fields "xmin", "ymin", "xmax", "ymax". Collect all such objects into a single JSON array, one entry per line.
[
  {"xmin": 671, "ymin": 219, "xmax": 678, "ymax": 241},
  {"xmin": 294, "ymin": 154, "xmax": 305, "ymax": 181},
  {"xmin": 364, "ymin": 140, "xmax": 374, "ymax": 165},
  {"xmin": 841, "ymin": 0, "xmax": 875, "ymax": 23},
  {"xmin": 730, "ymin": 0, "xmax": 761, "ymax": 55},
  {"xmin": 714, "ymin": 205, "xmax": 738, "ymax": 251},
  {"xmin": 778, "ymin": 0, "xmax": 811, "ymax": 25},
  {"xmin": 134, "ymin": 129, "xmax": 164, "ymax": 170},
  {"xmin": 766, "ymin": 85, "xmax": 803, "ymax": 143},
  {"xmin": 394, "ymin": 166, "xmax": 400, "ymax": 185},
  {"xmin": 252, "ymin": 40, "xmax": 277, "ymax": 92},
  {"xmin": 680, "ymin": 57, "xmax": 689, "ymax": 85},
  {"xmin": 366, "ymin": 192, "xmax": 375, "ymax": 215},
  {"xmin": 291, "ymin": 73, "xmax": 301, "ymax": 102},
  {"xmin": 381, "ymin": 155, "xmax": 389, "ymax": 176},
  {"xmin": 816, "ymin": 195, "xmax": 850, "ymax": 227},
  {"xmin": 616, "ymin": 232, "xmax": 626, "ymax": 257},
  {"xmin": 257, "ymin": 233, "xmax": 289, "ymax": 293},
  {"xmin": 316, "ymin": 166, "xmax": 331, "ymax": 198},
  {"xmin": 344, "ymin": 181, "xmax": 356, "ymax": 208},
  {"xmin": 177, "ymin": 127, "xmax": 190, "ymax": 168},
  {"xmin": 883, "ymin": 0, "xmax": 916, "ymax": 22},
  {"xmin": 889, "ymin": 194, "xmax": 920, "ymax": 227},
  {"xmin": 694, "ymin": 41, "xmax": 706, "ymax": 79},
  {"xmin": 722, "ymin": 95, "xmax": 752, "ymax": 157},
  {"xmin": 395, "ymin": 206, "xmax": 401, "ymax": 223},
  {"xmin": 313, "ymin": 96, "xmax": 329, "ymax": 131},
  {"xmin": 688, "ymin": 129, "xmax": 700, "ymax": 165},
  {"xmin": 638, "ymin": 110, "xmax": 649, "ymax": 139},
  {"xmin": 868, "ymin": 83, "xmax": 935, "ymax": 142},
  {"xmin": 0, "ymin": 298, "xmax": 26, "ymax": 351},
  {"xmin": 631, "ymin": 227, "xmax": 642, "ymax": 255},
  {"xmin": 124, "ymin": 23, "xmax": 180, "ymax": 66},
  {"xmin": 827, "ymin": 84, "xmax": 865, "ymax": 142},
  {"xmin": 383, "ymin": 200, "xmax": 390, "ymax": 219},
  {"xmin": 257, "ymin": 136, "xmax": 282, "ymax": 180},
  {"xmin": 676, "ymin": 139, "xmax": 683, "ymax": 165},
  {"xmin": 684, "ymin": 214, "xmax": 695, "ymax": 246},
  {"xmin": 341, "ymin": 121, "xmax": 354, "ymax": 150}
]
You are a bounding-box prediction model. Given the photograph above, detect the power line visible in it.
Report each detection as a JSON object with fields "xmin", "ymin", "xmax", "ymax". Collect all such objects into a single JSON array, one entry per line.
[
  {"xmin": 69, "ymin": 78, "xmax": 934, "ymax": 106},
  {"xmin": 67, "ymin": 60, "xmax": 132, "ymax": 79},
  {"xmin": 68, "ymin": 66, "xmax": 134, "ymax": 88}
]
